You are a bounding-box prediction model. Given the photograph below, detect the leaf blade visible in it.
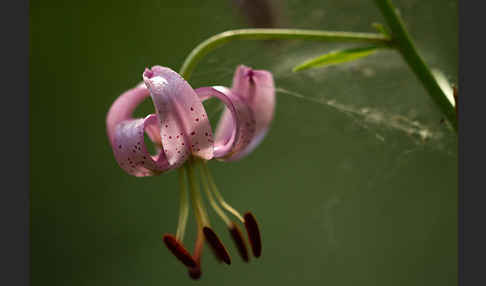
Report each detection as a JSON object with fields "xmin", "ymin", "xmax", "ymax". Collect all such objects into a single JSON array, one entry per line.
[{"xmin": 293, "ymin": 46, "xmax": 379, "ymax": 72}]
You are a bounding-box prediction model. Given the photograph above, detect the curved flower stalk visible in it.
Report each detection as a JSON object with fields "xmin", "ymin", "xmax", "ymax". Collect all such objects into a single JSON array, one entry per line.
[{"xmin": 106, "ymin": 65, "xmax": 274, "ymax": 279}]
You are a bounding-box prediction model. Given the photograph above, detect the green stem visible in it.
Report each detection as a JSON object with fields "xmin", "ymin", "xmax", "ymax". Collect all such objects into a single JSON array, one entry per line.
[
  {"xmin": 179, "ymin": 13, "xmax": 456, "ymax": 131},
  {"xmin": 179, "ymin": 29, "xmax": 392, "ymax": 79},
  {"xmin": 373, "ymin": 0, "xmax": 457, "ymax": 130}
]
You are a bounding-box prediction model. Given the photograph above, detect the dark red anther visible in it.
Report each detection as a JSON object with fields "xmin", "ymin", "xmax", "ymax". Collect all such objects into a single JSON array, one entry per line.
[
  {"xmin": 244, "ymin": 212, "xmax": 262, "ymax": 258},
  {"xmin": 203, "ymin": 227, "xmax": 231, "ymax": 265},
  {"xmin": 207, "ymin": 241, "xmax": 223, "ymax": 264},
  {"xmin": 229, "ymin": 222, "xmax": 249, "ymax": 262},
  {"xmin": 162, "ymin": 234, "xmax": 197, "ymax": 268}
]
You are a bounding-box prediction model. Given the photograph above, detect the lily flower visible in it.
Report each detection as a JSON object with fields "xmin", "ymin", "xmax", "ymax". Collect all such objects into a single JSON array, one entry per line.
[{"xmin": 106, "ymin": 65, "xmax": 275, "ymax": 279}]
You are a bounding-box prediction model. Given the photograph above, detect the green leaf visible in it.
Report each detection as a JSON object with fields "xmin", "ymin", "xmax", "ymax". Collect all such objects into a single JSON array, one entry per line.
[{"xmin": 292, "ymin": 46, "xmax": 379, "ymax": 72}]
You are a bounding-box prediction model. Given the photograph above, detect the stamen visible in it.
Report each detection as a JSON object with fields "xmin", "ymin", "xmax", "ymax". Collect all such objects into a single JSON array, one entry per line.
[
  {"xmin": 201, "ymin": 161, "xmax": 245, "ymax": 223},
  {"xmin": 197, "ymin": 159, "xmax": 231, "ymax": 226},
  {"xmin": 229, "ymin": 222, "xmax": 250, "ymax": 262},
  {"xmin": 185, "ymin": 158, "xmax": 213, "ymax": 279},
  {"xmin": 244, "ymin": 212, "xmax": 262, "ymax": 258},
  {"xmin": 175, "ymin": 168, "xmax": 189, "ymax": 241},
  {"xmin": 188, "ymin": 228, "xmax": 204, "ymax": 280},
  {"xmin": 188, "ymin": 265, "xmax": 201, "ymax": 280},
  {"xmin": 185, "ymin": 159, "xmax": 209, "ymax": 228},
  {"xmin": 208, "ymin": 245, "xmax": 223, "ymax": 264},
  {"xmin": 162, "ymin": 234, "xmax": 197, "ymax": 268},
  {"xmin": 203, "ymin": 227, "xmax": 231, "ymax": 265}
]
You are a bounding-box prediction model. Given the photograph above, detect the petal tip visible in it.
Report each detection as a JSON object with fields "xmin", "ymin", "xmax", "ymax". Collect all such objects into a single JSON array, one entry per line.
[{"xmin": 143, "ymin": 68, "xmax": 154, "ymax": 79}]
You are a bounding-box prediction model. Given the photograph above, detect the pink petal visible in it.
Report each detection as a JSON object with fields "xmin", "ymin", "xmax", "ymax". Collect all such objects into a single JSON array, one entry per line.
[
  {"xmin": 106, "ymin": 82, "xmax": 150, "ymax": 145},
  {"xmin": 112, "ymin": 114, "xmax": 171, "ymax": 177},
  {"xmin": 143, "ymin": 66, "xmax": 214, "ymax": 164},
  {"xmin": 221, "ymin": 65, "xmax": 275, "ymax": 160},
  {"xmin": 106, "ymin": 83, "xmax": 172, "ymax": 176},
  {"xmin": 195, "ymin": 87, "xmax": 256, "ymax": 160}
]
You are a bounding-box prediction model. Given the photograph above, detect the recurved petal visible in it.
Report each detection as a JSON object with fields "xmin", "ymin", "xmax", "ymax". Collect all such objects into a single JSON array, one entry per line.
[
  {"xmin": 106, "ymin": 82, "xmax": 149, "ymax": 145},
  {"xmin": 195, "ymin": 86, "xmax": 255, "ymax": 160},
  {"xmin": 112, "ymin": 114, "xmax": 172, "ymax": 177},
  {"xmin": 143, "ymin": 66, "xmax": 214, "ymax": 165},
  {"xmin": 229, "ymin": 65, "xmax": 275, "ymax": 160}
]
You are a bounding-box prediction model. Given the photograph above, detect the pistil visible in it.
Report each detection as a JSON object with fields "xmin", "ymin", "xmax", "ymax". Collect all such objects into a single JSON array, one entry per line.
[
  {"xmin": 185, "ymin": 158, "xmax": 211, "ymax": 279},
  {"xmin": 162, "ymin": 168, "xmax": 194, "ymax": 268},
  {"xmin": 188, "ymin": 229, "xmax": 204, "ymax": 279}
]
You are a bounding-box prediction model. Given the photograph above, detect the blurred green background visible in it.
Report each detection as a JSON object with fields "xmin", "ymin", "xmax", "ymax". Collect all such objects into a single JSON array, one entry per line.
[{"xmin": 30, "ymin": 0, "xmax": 457, "ymax": 285}]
